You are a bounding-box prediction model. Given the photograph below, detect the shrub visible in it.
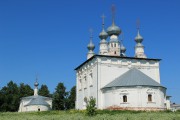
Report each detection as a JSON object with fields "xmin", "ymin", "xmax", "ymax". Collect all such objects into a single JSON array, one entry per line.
[{"xmin": 86, "ymin": 97, "xmax": 96, "ymax": 116}]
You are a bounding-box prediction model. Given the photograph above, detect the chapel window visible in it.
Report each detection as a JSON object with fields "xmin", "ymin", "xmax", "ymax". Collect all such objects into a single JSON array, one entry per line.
[
  {"xmin": 84, "ymin": 76, "xmax": 87, "ymax": 89},
  {"xmin": 89, "ymin": 73, "xmax": 93, "ymax": 86},
  {"xmin": 123, "ymin": 95, "xmax": 127, "ymax": 102},
  {"xmin": 83, "ymin": 97, "xmax": 87, "ymax": 106},
  {"xmin": 79, "ymin": 79, "xmax": 82, "ymax": 90},
  {"xmin": 148, "ymin": 94, "xmax": 152, "ymax": 102}
]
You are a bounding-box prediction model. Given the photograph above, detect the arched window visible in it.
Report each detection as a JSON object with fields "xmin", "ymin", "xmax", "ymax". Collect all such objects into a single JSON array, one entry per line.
[
  {"xmin": 123, "ymin": 95, "xmax": 127, "ymax": 102},
  {"xmin": 114, "ymin": 51, "xmax": 116, "ymax": 54},
  {"xmin": 111, "ymin": 43, "xmax": 113, "ymax": 47},
  {"xmin": 114, "ymin": 43, "xmax": 116, "ymax": 47},
  {"xmin": 148, "ymin": 94, "xmax": 152, "ymax": 102},
  {"xmin": 83, "ymin": 97, "xmax": 87, "ymax": 106}
]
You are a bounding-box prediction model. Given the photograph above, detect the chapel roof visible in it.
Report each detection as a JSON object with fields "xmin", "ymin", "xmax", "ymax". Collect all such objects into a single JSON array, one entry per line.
[
  {"xmin": 24, "ymin": 95, "xmax": 51, "ymax": 107},
  {"xmin": 103, "ymin": 68, "xmax": 165, "ymax": 89}
]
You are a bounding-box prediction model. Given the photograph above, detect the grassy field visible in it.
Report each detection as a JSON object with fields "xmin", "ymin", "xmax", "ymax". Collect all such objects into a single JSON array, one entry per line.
[{"xmin": 0, "ymin": 110, "xmax": 180, "ymax": 120}]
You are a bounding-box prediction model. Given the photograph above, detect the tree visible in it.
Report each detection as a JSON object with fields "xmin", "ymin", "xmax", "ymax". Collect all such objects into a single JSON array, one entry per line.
[
  {"xmin": 0, "ymin": 81, "xmax": 20, "ymax": 112},
  {"xmin": 38, "ymin": 84, "xmax": 50, "ymax": 97},
  {"xmin": 52, "ymin": 82, "xmax": 68, "ymax": 110},
  {"xmin": 19, "ymin": 83, "xmax": 33, "ymax": 98},
  {"xmin": 0, "ymin": 91, "xmax": 4, "ymax": 111},
  {"xmin": 67, "ymin": 86, "xmax": 76, "ymax": 109},
  {"xmin": 86, "ymin": 97, "xmax": 96, "ymax": 116}
]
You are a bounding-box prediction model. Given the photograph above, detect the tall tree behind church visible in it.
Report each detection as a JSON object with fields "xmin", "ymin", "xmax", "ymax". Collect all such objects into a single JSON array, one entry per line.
[
  {"xmin": 67, "ymin": 86, "xmax": 76, "ymax": 109},
  {"xmin": 39, "ymin": 84, "xmax": 50, "ymax": 97},
  {"xmin": 52, "ymin": 82, "xmax": 68, "ymax": 110},
  {"xmin": 19, "ymin": 83, "xmax": 33, "ymax": 98},
  {"xmin": 0, "ymin": 81, "xmax": 19, "ymax": 112}
]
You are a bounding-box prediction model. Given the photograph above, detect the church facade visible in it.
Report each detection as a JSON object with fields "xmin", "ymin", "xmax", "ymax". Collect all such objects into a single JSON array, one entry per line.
[
  {"xmin": 75, "ymin": 9, "xmax": 170, "ymax": 110},
  {"xmin": 18, "ymin": 81, "xmax": 52, "ymax": 112}
]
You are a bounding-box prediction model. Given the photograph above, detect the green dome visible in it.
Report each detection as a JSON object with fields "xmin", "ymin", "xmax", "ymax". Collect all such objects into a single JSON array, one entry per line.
[
  {"xmin": 121, "ymin": 44, "xmax": 126, "ymax": 52},
  {"xmin": 107, "ymin": 23, "xmax": 121, "ymax": 36},
  {"xmin": 99, "ymin": 29, "xmax": 108, "ymax": 39},
  {"xmin": 87, "ymin": 42, "xmax": 95, "ymax": 50},
  {"xmin": 34, "ymin": 82, "xmax": 39, "ymax": 87},
  {"xmin": 135, "ymin": 30, "xmax": 143, "ymax": 43}
]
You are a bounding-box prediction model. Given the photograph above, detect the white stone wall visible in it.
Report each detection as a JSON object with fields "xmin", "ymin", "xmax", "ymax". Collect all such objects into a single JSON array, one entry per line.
[
  {"xmin": 108, "ymin": 35, "xmax": 121, "ymax": 56},
  {"xmin": 18, "ymin": 98, "xmax": 52, "ymax": 112},
  {"xmin": 99, "ymin": 40, "xmax": 108, "ymax": 55},
  {"xmin": 99, "ymin": 57, "xmax": 160, "ymax": 84},
  {"xmin": 102, "ymin": 87, "xmax": 166, "ymax": 110},
  {"xmin": 76, "ymin": 56, "xmax": 162, "ymax": 110},
  {"xmin": 76, "ymin": 58, "xmax": 98, "ymax": 109},
  {"xmin": 19, "ymin": 104, "xmax": 51, "ymax": 112}
]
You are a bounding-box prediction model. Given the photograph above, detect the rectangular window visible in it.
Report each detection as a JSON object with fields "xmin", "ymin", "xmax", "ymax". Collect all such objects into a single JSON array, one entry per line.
[
  {"xmin": 89, "ymin": 73, "xmax": 93, "ymax": 86},
  {"xmin": 84, "ymin": 76, "xmax": 87, "ymax": 89},
  {"xmin": 123, "ymin": 95, "xmax": 127, "ymax": 102},
  {"xmin": 148, "ymin": 94, "xmax": 152, "ymax": 102},
  {"xmin": 79, "ymin": 79, "xmax": 82, "ymax": 90}
]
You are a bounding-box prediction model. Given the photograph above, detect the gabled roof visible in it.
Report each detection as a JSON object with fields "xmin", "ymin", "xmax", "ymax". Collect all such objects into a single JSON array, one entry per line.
[
  {"xmin": 74, "ymin": 55, "xmax": 161, "ymax": 70},
  {"xmin": 103, "ymin": 68, "xmax": 165, "ymax": 89},
  {"xmin": 24, "ymin": 95, "xmax": 50, "ymax": 107}
]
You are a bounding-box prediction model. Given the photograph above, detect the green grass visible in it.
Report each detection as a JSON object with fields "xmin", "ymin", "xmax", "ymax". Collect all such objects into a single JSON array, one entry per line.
[{"xmin": 0, "ymin": 110, "xmax": 180, "ymax": 120}]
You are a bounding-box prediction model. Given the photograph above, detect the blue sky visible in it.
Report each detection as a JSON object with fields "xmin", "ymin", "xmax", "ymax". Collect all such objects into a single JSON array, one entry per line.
[{"xmin": 0, "ymin": 0, "xmax": 180, "ymax": 103}]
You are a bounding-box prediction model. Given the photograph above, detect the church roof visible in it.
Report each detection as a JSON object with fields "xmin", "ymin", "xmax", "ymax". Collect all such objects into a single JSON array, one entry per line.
[
  {"xmin": 75, "ymin": 55, "xmax": 161, "ymax": 70},
  {"xmin": 24, "ymin": 95, "xmax": 51, "ymax": 107},
  {"xmin": 103, "ymin": 68, "xmax": 165, "ymax": 89}
]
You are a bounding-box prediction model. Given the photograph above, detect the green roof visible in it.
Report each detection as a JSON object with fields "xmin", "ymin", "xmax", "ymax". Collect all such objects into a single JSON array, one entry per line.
[
  {"xmin": 103, "ymin": 68, "xmax": 165, "ymax": 89},
  {"xmin": 24, "ymin": 95, "xmax": 51, "ymax": 107}
]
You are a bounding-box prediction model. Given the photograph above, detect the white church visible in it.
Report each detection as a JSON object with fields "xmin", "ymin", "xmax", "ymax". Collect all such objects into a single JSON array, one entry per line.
[
  {"xmin": 18, "ymin": 80, "xmax": 52, "ymax": 112},
  {"xmin": 75, "ymin": 8, "xmax": 170, "ymax": 110}
]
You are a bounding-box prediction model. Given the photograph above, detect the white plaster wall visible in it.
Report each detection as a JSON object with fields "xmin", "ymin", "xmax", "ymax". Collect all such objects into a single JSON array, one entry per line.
[
  {"xmin": 99, "ymin": 42, "xmax": 108, "ymax": 55},
  {"xmin": 102, "ymin": 87, "xmax": 166, "ymax": 109},
  {"xmin": 46, "ymin": 99, "xmax": 52, "ymax": 109},
  {"xmin": 76, "ymin": 59, "xmax": 98, "ymax": 109},
  {"xmin": 135, "ymin": 47, "xmax": 144, "ymax": 54},
  {"xmin": 99, "ymin": 57, "xmax": 160, "ymax": 85},
  {"xmin": 18, "ymin": 98, "xmax": 52, "ymax": 112},
  {"xmin": 76, "ymin": 56, "xmax": 162, "ymax": 110},
  {"xmin": 22, "ymin": 105, "xmax": 50, "ymax": 112}
]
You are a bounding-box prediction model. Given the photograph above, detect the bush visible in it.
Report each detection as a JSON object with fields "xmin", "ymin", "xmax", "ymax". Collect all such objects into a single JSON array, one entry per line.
[{"xmin": 86, "ymin": 97, "xmax": 96, "ymax": 116}]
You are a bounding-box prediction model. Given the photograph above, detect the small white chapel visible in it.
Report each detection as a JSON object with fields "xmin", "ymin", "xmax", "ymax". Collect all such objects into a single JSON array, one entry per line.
[
  {"xmin": 75, "ymin": 6, "xmax": 170, "ymax": 110},
  {"xmin": 18, "ymin": 80, "xmax": 52, "ymax": 112}
]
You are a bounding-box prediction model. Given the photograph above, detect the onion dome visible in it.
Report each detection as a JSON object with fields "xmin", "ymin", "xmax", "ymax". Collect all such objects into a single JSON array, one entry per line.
[
  {"xmin": 121, "ymin": 44, "xmax": 126, "ymax": 53},
  {"xmin": 99, "ymin": 14, "xmax": 108, "ymax": 40},
  {"xmin": 120, "ymin": 43, "xmax": 126, "ymax": 57},
  {"xmin": 107, "ymin": 22, "xmax": 121, "ymax": 36},
  {"xmin": 34, "ymin": 81, "xmax": 39, "ymax": 87},
  {"xmin": 99, "ymin": 29, "xmax": 108, "ymax": 39},
  {"xmin": 135, "ymin": 30, "xmax": 143, "ymax": 43},
  {"xmin": 87, "ymin": 39, "xmax": 95, "ymax": 51}
]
